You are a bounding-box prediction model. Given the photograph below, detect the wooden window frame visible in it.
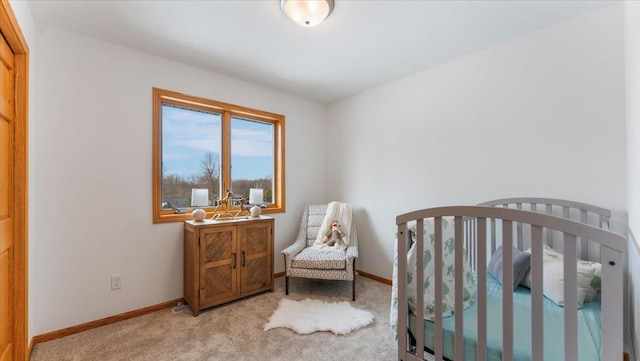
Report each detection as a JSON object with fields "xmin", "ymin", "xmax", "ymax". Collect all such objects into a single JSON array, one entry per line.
[{"xmin": 152, "ymin": 88, "xmax": 285, "ymax": 224}]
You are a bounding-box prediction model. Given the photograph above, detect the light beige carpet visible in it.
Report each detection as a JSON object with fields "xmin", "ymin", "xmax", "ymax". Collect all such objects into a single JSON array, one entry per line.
[{"xmin": 30, "ymin": 276, "xmax": 397, "ymax": 361}]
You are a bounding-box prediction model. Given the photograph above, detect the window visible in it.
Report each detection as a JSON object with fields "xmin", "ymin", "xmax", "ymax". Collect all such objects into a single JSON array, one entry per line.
[{"xmin": 153, "ymin": 88, "xmax": 285, "ymax": 223}]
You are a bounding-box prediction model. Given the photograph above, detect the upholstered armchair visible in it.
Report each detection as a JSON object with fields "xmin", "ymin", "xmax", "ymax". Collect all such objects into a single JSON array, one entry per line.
[{"xmin": 282, "ymin": 204, "xmax": 359, "ymax": 301}]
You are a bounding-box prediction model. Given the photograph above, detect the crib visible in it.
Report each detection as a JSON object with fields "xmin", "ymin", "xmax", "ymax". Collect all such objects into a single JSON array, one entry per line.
[{"xmin": 393, "ymin": 198, "xmax": 627, "ymax": 361}]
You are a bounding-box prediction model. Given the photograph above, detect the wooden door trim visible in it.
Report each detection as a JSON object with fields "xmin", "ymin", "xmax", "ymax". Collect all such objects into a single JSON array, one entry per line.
[{"xmin": 0, "ymin": 1, "xmax": 29, "ymax": 361}]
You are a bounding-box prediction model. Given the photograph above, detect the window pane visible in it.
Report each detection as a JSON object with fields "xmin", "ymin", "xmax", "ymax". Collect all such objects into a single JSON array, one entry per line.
[
  {"xmin": 230, "ymin": 117, "xmax": 274, "ymax": 204},
  {"xmin": 161, "ymin": 104, "xmax": 221, "ymax": 211}
]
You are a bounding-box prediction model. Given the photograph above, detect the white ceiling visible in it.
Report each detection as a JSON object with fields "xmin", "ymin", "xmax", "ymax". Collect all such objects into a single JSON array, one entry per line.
[{"xmin": 28, "ymin": 0, "xmax": 610, "ymax": 104}]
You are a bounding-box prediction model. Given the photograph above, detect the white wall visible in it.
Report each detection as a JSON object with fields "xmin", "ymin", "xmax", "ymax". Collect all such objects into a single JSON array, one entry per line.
[
  {"xmin": 625, "ymin": 1, "xmax": 640, "ymax": 359},
  {"xmin": 23, "ymin": 23, "xmax": 326, "ymax": 336},
  {"xmin": 625, "ymin": 1, "xmax": 640, "ymax": 252},
  {"xmin": 327, "ymin": 4, "xmax": 626, "ymax": 280}
]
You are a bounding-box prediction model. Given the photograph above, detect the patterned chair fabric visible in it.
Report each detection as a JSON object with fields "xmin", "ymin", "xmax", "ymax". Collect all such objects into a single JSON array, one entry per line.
[
  {"xmin": 281, "ymin": 204, "xmax": 359, "ymax": 300},
  {"xmin": 290, "ymin": 248, "xmax": 346, "ymax": 270}
]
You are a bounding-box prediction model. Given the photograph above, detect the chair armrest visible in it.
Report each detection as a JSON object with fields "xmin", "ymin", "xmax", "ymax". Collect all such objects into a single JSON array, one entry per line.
[
  {"xmin": 282, "ymin": 237, "xmax": 307, "ymax": 258},
  {"xmin": 346, "ymin": 245, "xmax": 358, "ymax": 259}
]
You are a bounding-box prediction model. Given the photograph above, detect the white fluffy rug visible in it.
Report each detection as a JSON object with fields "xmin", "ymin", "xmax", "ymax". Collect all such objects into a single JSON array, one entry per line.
[{"xmin": 264, "ymin": 298, "xmax": 374, "ymax": 335}]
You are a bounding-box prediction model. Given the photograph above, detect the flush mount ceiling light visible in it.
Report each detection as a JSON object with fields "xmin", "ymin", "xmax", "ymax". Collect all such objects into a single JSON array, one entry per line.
[{"xmin": 280, "ymin": 0, "xmax": 335, "ymax": 27}]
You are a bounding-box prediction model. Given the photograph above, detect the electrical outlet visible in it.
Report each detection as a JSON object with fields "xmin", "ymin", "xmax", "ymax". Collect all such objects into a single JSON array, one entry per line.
[{"xmin": 111, "ymin": 274, "xmax": 122, "ymax": 290}]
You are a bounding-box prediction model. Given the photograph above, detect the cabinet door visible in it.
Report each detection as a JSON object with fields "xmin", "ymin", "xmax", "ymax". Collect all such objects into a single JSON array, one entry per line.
[
  {"xmin": 200, "ymin": 226, "xmax": 237, "ymax": 306},
  {"xmin": 238, "ymin": 221, "xmax": 272, "ymax": 294}
]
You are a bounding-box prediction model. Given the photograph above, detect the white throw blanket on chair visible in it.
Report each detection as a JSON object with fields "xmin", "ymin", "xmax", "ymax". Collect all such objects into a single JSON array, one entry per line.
[{"xmin": 313, "ymin": 201, "xmax": 353, "ymax": 252}]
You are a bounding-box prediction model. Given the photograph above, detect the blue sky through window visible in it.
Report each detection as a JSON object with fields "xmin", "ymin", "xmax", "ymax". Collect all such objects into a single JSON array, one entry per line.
[
  {"xmin": 231, "ymin": 116, "xmax": 274, "ymax": 181},
  {"xmin": 162, "ymin": 105, "xmax": 273, "ymax": 180}
]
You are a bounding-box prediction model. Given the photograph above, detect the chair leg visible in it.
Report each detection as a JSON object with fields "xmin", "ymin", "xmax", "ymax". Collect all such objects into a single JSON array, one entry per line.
[
  {"xmin": 283, "ymin": 254, "xmax": 289, "ymax": 295},
  {"xmin": 285, "ymin": 276, "xmax": 289, "ymax": 295},
  {"xmin": 352, "ymin": 260, "xmax": 356, "ymax": 301}
]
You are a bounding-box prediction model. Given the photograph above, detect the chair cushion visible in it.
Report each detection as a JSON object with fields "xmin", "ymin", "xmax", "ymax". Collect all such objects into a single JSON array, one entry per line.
[
  {"xmin": 291, "ymin": 248, "xmax": 346, "ymax": 270},
  {"xmin": 306, "ymin": 204, "xmax": 328, "ymax": 246}
]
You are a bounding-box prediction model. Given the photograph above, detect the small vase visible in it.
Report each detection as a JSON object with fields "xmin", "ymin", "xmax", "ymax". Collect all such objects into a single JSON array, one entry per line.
[
  {"xmin": 250, "ymin": 205, "xmax": 261, "ymax": 218},
  {"xmin": 192, "ymin": 208, "xmax": 206, "ymax": 222}
]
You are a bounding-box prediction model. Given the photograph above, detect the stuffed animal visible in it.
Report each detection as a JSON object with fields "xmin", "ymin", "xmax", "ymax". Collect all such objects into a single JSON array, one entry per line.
[{"xmin": 321, "ymin": 221, "xmax": 346, "ymax": 249}]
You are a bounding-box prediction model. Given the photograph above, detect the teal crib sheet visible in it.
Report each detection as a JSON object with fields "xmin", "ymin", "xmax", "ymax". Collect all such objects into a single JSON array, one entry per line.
[{"xmin": 408, "ymin": 274, "xmax": 602, "ymax": 361}]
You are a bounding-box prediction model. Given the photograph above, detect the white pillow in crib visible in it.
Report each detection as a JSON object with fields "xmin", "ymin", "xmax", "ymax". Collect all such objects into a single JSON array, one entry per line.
[
  {"xmin": 521, "ymin": 245, "xmax": 602, "ymax": 302},
  {"xmin": 520, "ymin": 245, "xmax": 561, "ymax": 288},
  {"xmin": 543, "ymin": 245, "xmax": 602, "ymax": 302},
  {"xmin": 578, "ymin": 260, "xmax": 601, "ymax": 302},
  {"xmin": 540, "ymin": 261, "xmax": 595, "ymax": 308}
]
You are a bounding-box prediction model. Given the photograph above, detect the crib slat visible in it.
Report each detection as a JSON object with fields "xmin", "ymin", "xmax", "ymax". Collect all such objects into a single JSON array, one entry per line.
[
  {"xmin": 600, "ymin": 214, "xmax": 610, "ymax": 230},
  {"xmin": 434, "ymin": 217, "xmax": 444, "ymax": 361},
  {"xmin": 397, "ymin": 223, "xmax": 409, "ymax": 360},
  {"xmin": 472, "ymin": 219, "xmax": 477, "ymax": 271},
  {"xmin": 516, "ymin": 203, "xmax": 523, "ymax": 249},
  {"xmin": 501, "ymin": 221, "xmax": 514, "ymax": 361},
  {"xmin": 546, "ymin": 204, "xmax": 553, "ymax": 247},
  {"xmin": 454, "ymin": 216, "xmax": 464, "ymax": 361},
  {"xmin": 580, "ymin": 210, "xmax": 588, "ymax": 260},
  {"xmin": 415, "ymin": 219, "xmax": 425, "ymax": 357},
  {"xmin": 466, "ymin": 219, "xmax": 472, "ymax": 271},
  {"xmin": 564, "ymin": 234, "xmax": 578, "ymax": 361},
  {"xmin": 580, "ymin": 209, "xmax": 587, "ymax": 223},
  {"xmin": 464, "ymin": 220, "xmax": 468, "ymax": 260},
  {"xmin": 598, "ymin": 215, "xmax": 608, "ymax": 263},
  {"xmin": 562, "ymin": 207, "xmax": 570, "ymax": 252},
  {"xmin": 491, "ymin": 218, "xmax": 496, "ymax": 254},
  {"xmin": 467, "ymin": 218, "xmax": 478, "ymax": 271},
  {"xmin": 476, "ymin": 218, "xmax": 487, "ymax": 361},
  {"xmin": 466, "ymin": 218, "xmax": 477, "ymax": 270},
  {"xmin": 531, "ymin": 225, "xmax": 544, "ymax": 361},
  {"xmin": 529, "ymin": 204, "xmax": 538, "ymax": 251}
]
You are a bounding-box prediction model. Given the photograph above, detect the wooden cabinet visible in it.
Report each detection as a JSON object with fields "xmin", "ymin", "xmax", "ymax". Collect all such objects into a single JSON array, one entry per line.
[{"xmin": 184, "ymin": 216, "xmax": 274, "ymax": 316}]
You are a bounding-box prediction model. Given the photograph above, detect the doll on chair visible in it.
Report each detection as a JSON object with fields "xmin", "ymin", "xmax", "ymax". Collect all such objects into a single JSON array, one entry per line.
[{"xmin": 317, "ymin": 220, "xmax": 347, "ymax": 251}]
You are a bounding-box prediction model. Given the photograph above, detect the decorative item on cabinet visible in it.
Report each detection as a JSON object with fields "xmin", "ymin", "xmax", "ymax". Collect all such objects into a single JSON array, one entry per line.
[
  {"xmin": 249, "ymin": 188, "xmax": 263, "ymax": 218},
  {"xmin": 190, "ymin": 188, "xmax": 209, "ymax": 222}
]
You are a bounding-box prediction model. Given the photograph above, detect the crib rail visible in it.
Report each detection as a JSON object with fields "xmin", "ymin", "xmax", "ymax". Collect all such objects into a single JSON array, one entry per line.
[
  {"xmin": 476, "ymin": 197, "xmax": 611, "ymax": 263},
  {"xmin": 396, "ymin": 206, "xmax": 626, "ymax": 361}
]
